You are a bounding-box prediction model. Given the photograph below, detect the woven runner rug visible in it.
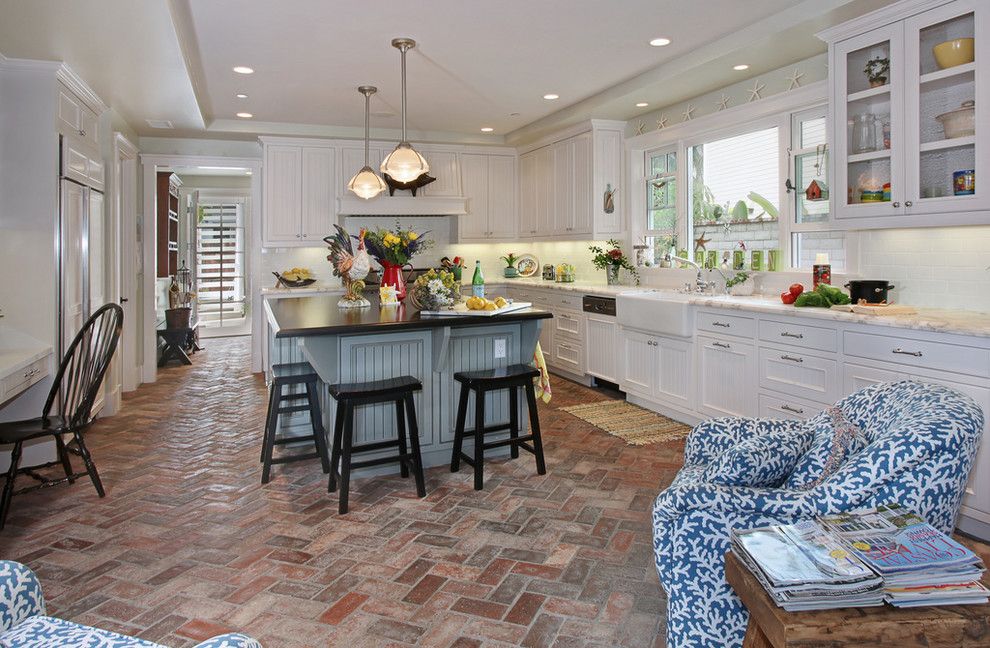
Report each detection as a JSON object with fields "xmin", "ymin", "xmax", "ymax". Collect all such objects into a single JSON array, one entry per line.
[{"xmin": 560, "ymin": 399, "xmax": 692, "ymax": 446}]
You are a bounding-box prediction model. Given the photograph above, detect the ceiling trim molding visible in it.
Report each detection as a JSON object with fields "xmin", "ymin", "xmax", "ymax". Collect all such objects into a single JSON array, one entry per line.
[
  {"xmin": 816, "ymin": 0, "xmax": 944, "ymax": 42},
  {"xmin": 0, "ymin": 58, "xmax": 109, "ymax": 114},
  {"xmin": 140, "ymin": 153, "xmax": 262, "ymax": 172},
  {"xmin": 166, "ymin": 0, "xmax": 210, "ymax": 129},
  {"xmin": 258, "ymin": 135, "xmax": 517, "ymax": 156},
  {"xmin": 212, "ymin": 118, "xmax": 508, "ymax": 146},
  {"xmin": 514, "ymin": 119, "xmax": 627, "ymax": 155},
  {"xmin": 626, "ymin": 80, "xmax": 826, "ymax": 150}
]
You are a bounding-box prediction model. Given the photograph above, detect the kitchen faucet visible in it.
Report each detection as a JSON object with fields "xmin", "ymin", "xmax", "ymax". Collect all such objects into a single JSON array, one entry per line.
[{"xmin": 663, "ymin": 253, "xmax": 715, "ymax": 294}]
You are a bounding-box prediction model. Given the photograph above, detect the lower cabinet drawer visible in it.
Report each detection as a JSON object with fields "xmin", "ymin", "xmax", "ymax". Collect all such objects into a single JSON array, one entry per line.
[
  {"xmin": 553, "ymin": 340, "xmax": 584, "ymax": 374},
  {"xmin": 554, "ymin": 309, "xmax": 583, "ymax": 341},
  {"xmin": 844, "ymin": 330, "xmax": 990, "ymax": 378},
  {"xmin": 759, "ymin": 318, "xmax": 837, "ymax": 353},
  {"xmin": 758, "ymin": 346, "xmax": 839, "ymax": 404},
  {"xmin": 697, "ymin": 310, "xmax": 756, "ymax": 339},
  {"xmin": 552, "ymin": 293, "xmax": 583, "ymax": 311},
  {"xmin": 758, "ymin": 392, "xmax": 830, "ymax": 421},
  {"xmin": 1, "ymin": 357, "xmax": 49, "ymax": 400}
]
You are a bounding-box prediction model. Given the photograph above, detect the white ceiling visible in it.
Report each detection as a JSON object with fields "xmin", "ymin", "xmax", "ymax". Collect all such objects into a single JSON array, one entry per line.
[{"xmin": 0, "ymin": 0, "xmax": 895, "ymax": 143}]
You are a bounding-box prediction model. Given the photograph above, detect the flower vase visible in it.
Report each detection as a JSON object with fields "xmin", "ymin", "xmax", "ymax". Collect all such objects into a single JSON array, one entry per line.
[
  {"xmin": 605, "ymin": 264, "xmax": 621, "ymax": 285},
  {"xmin": 380, "ymin": 261, "xmax": 408, "ymax": 302}
]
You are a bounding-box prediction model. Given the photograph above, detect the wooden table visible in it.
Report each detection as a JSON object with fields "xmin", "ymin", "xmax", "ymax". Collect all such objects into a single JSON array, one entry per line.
[
  {"xmin": 156, "ymin": 318, "xmax": 200, "ymax": 367},
  {"xmin": 725, "ymin": 551, "xmax": 990, "ymax": 647}
]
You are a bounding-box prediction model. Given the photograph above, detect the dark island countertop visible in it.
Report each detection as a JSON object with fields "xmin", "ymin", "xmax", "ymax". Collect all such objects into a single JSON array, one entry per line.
[{"xmin": 266, "ymin": 294, "xmax": 553, "ymax": 338}]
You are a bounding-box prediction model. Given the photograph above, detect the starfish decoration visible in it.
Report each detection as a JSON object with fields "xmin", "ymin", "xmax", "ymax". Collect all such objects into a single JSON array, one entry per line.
[
  {"xmin": 636, "ymin": 121, "xmax": 646, "ymax": 135},
  {"xmin": 656, "ymin": 114, "xmax": 668, "ymax": 130},
  {"xmin": 747, "ymin": 79, "xmax": 766, "ymax": 102},
  {"xmin": 694, "ymin": 231, "xmax": 711, "ymax": 252},
  {"xmin": 682, "ymin": 104, "xmax": 695, "ymax": 121},
  {"xmin": 715, "ymin": 94, "xmax": 730, "ymax": 111},
  {"xmin": 786, "ymin": 68, "xmax": 804, "ymax": 90}
]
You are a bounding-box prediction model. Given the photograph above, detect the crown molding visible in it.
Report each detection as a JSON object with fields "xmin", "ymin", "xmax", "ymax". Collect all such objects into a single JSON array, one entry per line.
[
  {"xmin": 816, "ymin": 0, "xmax": 945, "ymax": 43},
  {"xmin": 0, "ymin": 58, "xmax": 108, "ymax": 114},
  {"xmin": 514, "ymin": 119, "xmax": 627, "ymax": 155}
]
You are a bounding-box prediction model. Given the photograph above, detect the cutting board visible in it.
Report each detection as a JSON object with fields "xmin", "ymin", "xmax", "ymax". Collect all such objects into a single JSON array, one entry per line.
[
  {"xmin": 420, "ymin": 301, "xmax": 532, "ymax": 317},
  {"xmin": 830, "ymin": 303, "xmax": 917, "ymax": 316}
]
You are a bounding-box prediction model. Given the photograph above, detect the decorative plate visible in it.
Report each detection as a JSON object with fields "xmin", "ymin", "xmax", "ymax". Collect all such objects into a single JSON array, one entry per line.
[{"xmin": 516, "ymin": 254, "xmax": 539, "ymax": 278}]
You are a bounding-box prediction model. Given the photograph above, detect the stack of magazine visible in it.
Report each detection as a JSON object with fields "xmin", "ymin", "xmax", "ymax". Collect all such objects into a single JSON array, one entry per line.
[{"xmin": 732, "ymin": 503, "xmax": 988, "ymax": 611}]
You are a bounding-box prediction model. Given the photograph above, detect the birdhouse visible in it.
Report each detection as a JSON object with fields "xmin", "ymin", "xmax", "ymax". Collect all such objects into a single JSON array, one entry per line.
[{"xmin": 805, "ymin": 179, "xmax": 828, "ymax": 201}]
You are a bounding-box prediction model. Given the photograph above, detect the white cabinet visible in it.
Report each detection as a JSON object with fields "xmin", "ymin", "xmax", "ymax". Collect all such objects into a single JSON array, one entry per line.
[
  {"xmin": 758, "ymin": 346, "xmax": 839, "ymax": 404},
  {"xmin": 420, "ymin": 149, "xmax": 461, "ymax": 196},
  {"xmin": 619, "ymin": 328, "xmax": 693, "ymax": 411},
  {"xmin": 62, "ymin": 138, "xmax": 104, "ymax": 192},
  {"xmin": 518, "ymin": 120, "xmax": 623, "ymax": 240},
  {"xmin": 57, "ymin": 84, "xmax": 99, "ymax": 149},
  {"xmin": 621, "ymin": 329, "xmax": 656, "ymax": 397},
  {"xmin": 823, "ymin": 0, "xmax": 990, "ymax": 227},
  {"xmin": 262, "ymin": 141, "xmax": 335, "ymax": 246},
  {"xmin": 697, "ymin": 334, "xmax": 757, "ymax": 418},
  {"xmin": 586, "ymin": 315, "xmax": 617, "ymax": 382},
  {"xmin": 458, "ymin": 154, "xmax": 517, "ymax": 241}
]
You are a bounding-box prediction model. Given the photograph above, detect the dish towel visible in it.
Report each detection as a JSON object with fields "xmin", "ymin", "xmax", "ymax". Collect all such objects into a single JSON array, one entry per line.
[{"xmin": 533, "ymin": 342, "xmax": 552, "ymax": 403}]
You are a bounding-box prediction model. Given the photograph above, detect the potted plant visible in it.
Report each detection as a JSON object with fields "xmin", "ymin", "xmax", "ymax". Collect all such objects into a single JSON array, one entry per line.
[
  {"xmin": 500, "ymin": 253, "xmax": 520, "ymax": 278},
  {"xmin": 363, "ymin": 224, "xmax": 434, "ymax": 301},
  {"xmin": 724, "ymin": 271, "xmax": 755, "ymax": 296},
  {"xmin": 864, "ymin": 56, "xmax": 889, "ymax": 88},
  {"xmin": 589, "ymin": 239, "xmax": 640, "ymax": 286}
]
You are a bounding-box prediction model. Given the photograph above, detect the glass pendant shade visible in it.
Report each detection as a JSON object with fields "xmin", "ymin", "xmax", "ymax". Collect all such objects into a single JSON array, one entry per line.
[
  {"xmin": 381, "ymin": 38, "xmax": 429, "ymax": 184},
  {"xmin": 348, "ymin": 165, "xmax": 387, "ymax": 200},
  {"xmin": 348, "ymin": 85, "xmax": 386, "ymax": 200},
  {"xmin": 380, "ymin": 143, "xmax": 429, "ymax": 183}
]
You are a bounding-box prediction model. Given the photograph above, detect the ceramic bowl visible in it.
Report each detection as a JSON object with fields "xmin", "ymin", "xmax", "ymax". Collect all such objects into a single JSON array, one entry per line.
[
  {"xmin": 933, "ymin": 38, "xmax": 974, "ymax": 69},
  {"xmin": 936, "ymin": 100, "xmax": 975, "ymax": 139}
]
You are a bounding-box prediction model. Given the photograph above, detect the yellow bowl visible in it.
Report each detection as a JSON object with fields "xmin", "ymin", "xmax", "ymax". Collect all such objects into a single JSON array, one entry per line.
[{"xmin": 933, "ymin": 38, "xmax": 974, "ymax": 69}]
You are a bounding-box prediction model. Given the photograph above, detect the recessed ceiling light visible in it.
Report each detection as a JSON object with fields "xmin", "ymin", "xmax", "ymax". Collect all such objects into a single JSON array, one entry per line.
[
  {"xmin": 543, "ymin": 93, "xmax": 559, "ymax": 100},
  {"xmin": 236, "ymin": 112, "xmax": 253, "ymax": 118},
  {"xmin": 649, "ymin": 38, "xmax": 671, "ymax": 47},
  {"xmin": 510, "ymin": 112, "xmax": 520, "ymax": 117},
  {"xmin": 733, "ymin": 64, "xmax": 750, "ymax": 71},
  {"xmin": 235, "ymin": 93, "xmax": 248, "ymax": 99},
  {"xmin": 636, "ymin": 102, "xmax": 649, "ymax": 107},
  {"xmin": 481, "ymin": 127, "xmax": 494, "ymax": 132},
  {"xmin": 232, "ymin": 66, "xmax": 254, "ymax": 74}
]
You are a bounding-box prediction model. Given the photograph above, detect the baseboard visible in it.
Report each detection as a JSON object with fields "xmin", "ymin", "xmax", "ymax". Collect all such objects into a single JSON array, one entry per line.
[
  {"xmin": 626, "ymin": 393, "xmax": 703, "ymax": 427},
  {"xmin": 957, "ymin": 514, "xmax": 990, "ymax": 543}
]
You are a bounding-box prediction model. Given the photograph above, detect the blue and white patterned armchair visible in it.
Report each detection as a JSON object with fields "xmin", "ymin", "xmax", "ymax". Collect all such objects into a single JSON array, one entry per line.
[
  {"xmin": 652, "ymin": 380, "xmax": 985, "ymax": 648},
  {"xmin": 0, "ymin": 561, "xmax": 262, "ymax": 648}
]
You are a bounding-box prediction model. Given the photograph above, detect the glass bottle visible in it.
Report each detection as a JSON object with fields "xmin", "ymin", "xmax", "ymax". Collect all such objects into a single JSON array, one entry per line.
[{"xmin": 471, "ymin": 260, "xmax": 485, "ymax": 299}]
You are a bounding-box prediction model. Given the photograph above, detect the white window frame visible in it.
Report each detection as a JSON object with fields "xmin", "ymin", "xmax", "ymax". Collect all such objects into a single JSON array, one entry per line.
[{"xmin": 643, "ymin": 146, "xmax": 680, "ymax": 243}]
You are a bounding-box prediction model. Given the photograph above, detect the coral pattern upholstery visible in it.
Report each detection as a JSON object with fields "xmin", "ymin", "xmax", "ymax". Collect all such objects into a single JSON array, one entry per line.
[
  {"xmin": 0, "ymin": 561, "xmax": 261, "ymax": 648},
  {"xmin": 652, "ymin": 380, "xmax": 985, "ymax": 648}
]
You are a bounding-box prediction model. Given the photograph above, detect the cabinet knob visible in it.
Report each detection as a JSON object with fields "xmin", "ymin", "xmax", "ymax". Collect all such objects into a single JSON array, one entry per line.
[
  {"xmin": 892, "ymin": 202, "xmax": 900, "ymax": 208},
  {"xmin": 904, "ymin": 201, "xmax": 913, "ymax": 207},
  {"xmin": 78, "ymin": 129, "xmax": 85, "ymax": 137}
]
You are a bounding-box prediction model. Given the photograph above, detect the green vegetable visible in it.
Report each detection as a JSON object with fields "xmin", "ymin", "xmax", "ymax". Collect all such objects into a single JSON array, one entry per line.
[
  {"xmin": 794, "ymin": 291, "xmax": 830, "ymax": 308},
  {"xmin": 794, "ymin": 283, "xmax": 852, "ymax": 308}
]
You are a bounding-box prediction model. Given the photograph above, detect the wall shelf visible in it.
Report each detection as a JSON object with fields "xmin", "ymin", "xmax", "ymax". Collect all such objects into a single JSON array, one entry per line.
[{"xmin": 919, "ymin": 135, "xmax": 975, "ymax": 152}]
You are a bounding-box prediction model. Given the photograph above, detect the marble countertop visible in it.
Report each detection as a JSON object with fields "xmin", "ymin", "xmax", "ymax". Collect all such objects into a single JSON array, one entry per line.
[{"xmin": 261, "ymin": 283, "xmax": 345, "ymax": 297}]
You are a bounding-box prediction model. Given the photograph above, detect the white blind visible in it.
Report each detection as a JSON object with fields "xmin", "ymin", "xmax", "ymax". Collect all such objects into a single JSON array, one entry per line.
[
  {"xmin": 196, "ymin": 202, "xmax": 246, "ymax": 324},
  {"xmin": 699, "ymin": 126, "xmax": 780, "ymax": 217}
]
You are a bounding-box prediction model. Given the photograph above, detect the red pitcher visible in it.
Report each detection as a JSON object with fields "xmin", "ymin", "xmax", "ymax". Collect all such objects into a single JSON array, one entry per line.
[{"xmin": 380, "ymin": 261, "xmax": 413, "ymax": 301}]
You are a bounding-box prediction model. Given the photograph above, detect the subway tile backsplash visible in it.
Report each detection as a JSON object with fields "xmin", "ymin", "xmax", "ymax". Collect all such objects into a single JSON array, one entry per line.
[{"xmin": 858, "ymin": 225, "xmax": 990, "ymax": 312}]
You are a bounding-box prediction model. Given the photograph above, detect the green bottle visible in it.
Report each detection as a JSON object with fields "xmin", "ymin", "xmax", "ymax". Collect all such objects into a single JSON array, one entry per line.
[{"xmin": 471, "ymin": 260, "xmax": 485, "ymax": 299}]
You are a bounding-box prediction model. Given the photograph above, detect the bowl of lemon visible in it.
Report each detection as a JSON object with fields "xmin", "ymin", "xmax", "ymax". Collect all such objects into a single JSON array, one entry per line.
[
  {"xmin": 273, "ymin": 267, "xmax": 316, "ymax": 288},
  {"xmin": 465, "ymin": 296, "xmax": 509, "ymax": 312}
]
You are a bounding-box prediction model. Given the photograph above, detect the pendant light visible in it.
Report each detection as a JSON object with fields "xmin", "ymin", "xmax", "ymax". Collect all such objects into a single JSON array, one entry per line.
[
  {"xmin": 380, "ymin": 38, "xmax": 429, "ymax": 183},
  {"xmin": 347, "ymin": 85, "xmax": 387, "ymax": 200}
]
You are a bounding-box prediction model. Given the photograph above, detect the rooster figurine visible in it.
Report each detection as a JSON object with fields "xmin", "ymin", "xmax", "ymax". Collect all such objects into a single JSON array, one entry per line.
[{"xmin": 324, "ymin": 224, "xmax": 371, "ymax": 308}]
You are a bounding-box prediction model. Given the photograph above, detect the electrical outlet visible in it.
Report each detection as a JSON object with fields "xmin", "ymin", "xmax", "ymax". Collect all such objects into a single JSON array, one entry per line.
[{"xmin": 494, "ymin": 339, "xmax": 506, "ymax": 359}]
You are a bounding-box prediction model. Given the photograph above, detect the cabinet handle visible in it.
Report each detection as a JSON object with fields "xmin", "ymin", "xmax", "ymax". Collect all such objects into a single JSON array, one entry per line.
[
  {"xmin": 712, "ymin": 321, "xmax": 730, "ymax": 328},
  {"xmin": 892, "ymin": 348, "xmax": 923, "ymax": 357},
  {"xmin": 712, "ymin": 341, "xmax": 730, "ymax": 349},
  {"xmin": 78, "ymin": 129, "xmax": 85, "ymax": 137},
  {"xmin": 781, "ymin": 404, "xmax": 805, "ymax": 414},
  {"xmin": 780, "ymin": 354, "xmax": 804, "ymax": 363},
  {"xmin": 905, "ymin": 201, "xmax": 913, "ymax": 207},
  {"xmin": 780, "ymin": 331, "xmax": 803, "ymax": 339},
  {"xmin": 892, "ymin": 202, "xmax": 900, "ymax": 208}
]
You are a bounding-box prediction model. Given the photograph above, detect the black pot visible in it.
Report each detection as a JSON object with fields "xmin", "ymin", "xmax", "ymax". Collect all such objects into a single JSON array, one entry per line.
[{"xmin": 845, "ymin": 279, "xmax": 895, "ymax": 304}]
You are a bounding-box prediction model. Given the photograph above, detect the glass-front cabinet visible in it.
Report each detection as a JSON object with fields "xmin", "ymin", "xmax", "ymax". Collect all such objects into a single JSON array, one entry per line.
[{"xmin": 823, "ymin": 0, "xmax": 987, "ymax": 227}]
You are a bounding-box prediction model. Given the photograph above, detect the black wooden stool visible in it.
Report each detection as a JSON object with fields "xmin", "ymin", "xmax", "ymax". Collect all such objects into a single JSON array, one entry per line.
[
  {"xmin": 328, "ymin": 376, "xmax": 426, "ymax": 514},
  {"xmin": 261, "ymin": 362, "xmax": 331, "ymax": 483},
  {"xmin": 450, "ymin": 364, "xmax": 546, "ymax": 490}
]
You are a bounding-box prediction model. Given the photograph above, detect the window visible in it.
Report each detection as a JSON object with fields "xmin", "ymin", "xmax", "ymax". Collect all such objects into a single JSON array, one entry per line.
[
  {"xmin": 645, "ymin": 148, "xmax": 677, "ymax": 259},
  {"xmin": 196, "ymin": 200, "xmax": 247, "ymax": 328}
]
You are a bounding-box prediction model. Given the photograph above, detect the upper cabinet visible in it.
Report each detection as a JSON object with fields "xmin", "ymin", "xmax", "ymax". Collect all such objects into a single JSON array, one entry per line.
[
  {"xmin": 261, "ymin": 138, "xmax": 335, "ymax": 247},
  {"xmin": 822, "ymin": 0, "xmax": 989, "ymax": 228},
  {"xmin": 458, "ymin": 153, "xmax": 517, "ymax": 241},
  {"xmin": 518, "ymin": 121, "xmax": 624, "ymax": 240},
  {"xmin": 57, "ymin": 84, "xmax": 100, "ymax": 150}
]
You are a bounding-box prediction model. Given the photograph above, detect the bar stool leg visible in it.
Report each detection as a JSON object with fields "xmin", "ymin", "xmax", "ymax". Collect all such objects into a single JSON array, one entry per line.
[
  {"xmin": 338, "ymin": 404, "xmax": 354, "ymax": 515},
  {"xmin": 306, "ymin": 379, "xmax": 331, "ymax": 474},
  {"xmin": 395, "ymin": 399, "xmax": 410, "ymax": 479},
  {"xmin": 328, "ymin": 399, "xmax": 345, "ymax": 492},
  {"xmin": 261, "ymin": 382, "xmax": 280, "ymax": 484},
  {"xmin": 0, "ymin": 440, "xmax": 23, "ymax": 530},
  {"xmin": 261, "ymin": 380, "xmax": 276, "ymax": 463},
  {"xmin": 450, "ymin": 383, "xmax": 470, "ymax": 473},
  {"xmin": 473, "ymin": 389, "xmax": 486, "ymax": 491},
  {"xmin": 509, "ymin": 386, "xmax": 520, "ymax": 459},
  {"xmin": 524, "ymin": 382, "xmax": 547, "ymax": 475},
  {"xmin": 404, "ymin": 392, "xmax": 427, "ymax": 498}
]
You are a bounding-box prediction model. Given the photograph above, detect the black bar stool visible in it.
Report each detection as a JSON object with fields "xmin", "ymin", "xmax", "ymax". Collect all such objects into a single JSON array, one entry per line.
[
  {"xmin": 328, "ymin": 376, "xmax": 426, "ymax": 514},
  {"xmin": 450, "ymin": 364, "xmax": 546, "ymax": 490},
  {"xmin": 261, "ymin": 362, "xmax": 331, "ymax": 483}
]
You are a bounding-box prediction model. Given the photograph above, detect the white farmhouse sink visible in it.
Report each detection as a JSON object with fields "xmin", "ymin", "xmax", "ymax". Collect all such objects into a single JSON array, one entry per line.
[{"xmin": 616, "ymin": 290, "xmax": 695, "ymax": 337}]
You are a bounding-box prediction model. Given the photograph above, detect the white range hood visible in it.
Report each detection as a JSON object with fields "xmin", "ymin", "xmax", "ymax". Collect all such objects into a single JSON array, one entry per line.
[{"xmin": 338, "ymin": 195, "xmax": 467, "ymax": 216}]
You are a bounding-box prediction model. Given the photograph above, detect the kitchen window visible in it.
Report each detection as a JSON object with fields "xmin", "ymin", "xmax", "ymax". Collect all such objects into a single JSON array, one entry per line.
[
  {"xmin": 645, "ymin": 147, "xmax": 678, "ymax": 260},
  {"xmin": 196, "ymin": 199, "xmax": 247, "ymax": 329}
]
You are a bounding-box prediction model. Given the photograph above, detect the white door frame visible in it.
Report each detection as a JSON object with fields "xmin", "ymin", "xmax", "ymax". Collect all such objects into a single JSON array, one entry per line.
[
  {"xmin": 113, "ymin": 133, "xmax": 139, "ymax": 397},
  {"xmin": 138, "ymin": 154, "xmax": 262, "ymax": 383}
]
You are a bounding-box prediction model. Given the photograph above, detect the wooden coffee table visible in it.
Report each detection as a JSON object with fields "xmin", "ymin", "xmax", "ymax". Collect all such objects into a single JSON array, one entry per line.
[{"xmin": 725, "ymin": 551, "xmax": 990, "ymax": 647}]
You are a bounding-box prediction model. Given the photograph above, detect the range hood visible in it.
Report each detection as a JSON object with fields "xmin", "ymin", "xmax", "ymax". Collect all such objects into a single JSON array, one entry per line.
[{"xmin": 338, "ymin": 195, "xmax": 467, "ymax": 216}]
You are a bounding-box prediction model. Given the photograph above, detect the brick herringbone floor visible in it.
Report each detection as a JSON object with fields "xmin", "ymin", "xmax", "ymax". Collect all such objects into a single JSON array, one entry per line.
[{"xmin": 0, "ymin": 338, "xmax": 685, "ymax": 647}]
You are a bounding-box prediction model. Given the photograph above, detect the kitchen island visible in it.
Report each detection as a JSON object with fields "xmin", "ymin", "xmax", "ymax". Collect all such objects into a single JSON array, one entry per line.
[{"xmin": 264, "ymin": 294, "xmax": 552, "ymax": 472}]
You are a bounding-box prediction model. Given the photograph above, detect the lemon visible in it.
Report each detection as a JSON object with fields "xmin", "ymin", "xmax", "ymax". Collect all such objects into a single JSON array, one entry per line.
[
  {"xmin": 483, "ymin": 302, "xmax": 497, "ymax": 311},
  {"xmin": 494, "ymin": 297, "xmax": 507, "ymax": 308}
]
